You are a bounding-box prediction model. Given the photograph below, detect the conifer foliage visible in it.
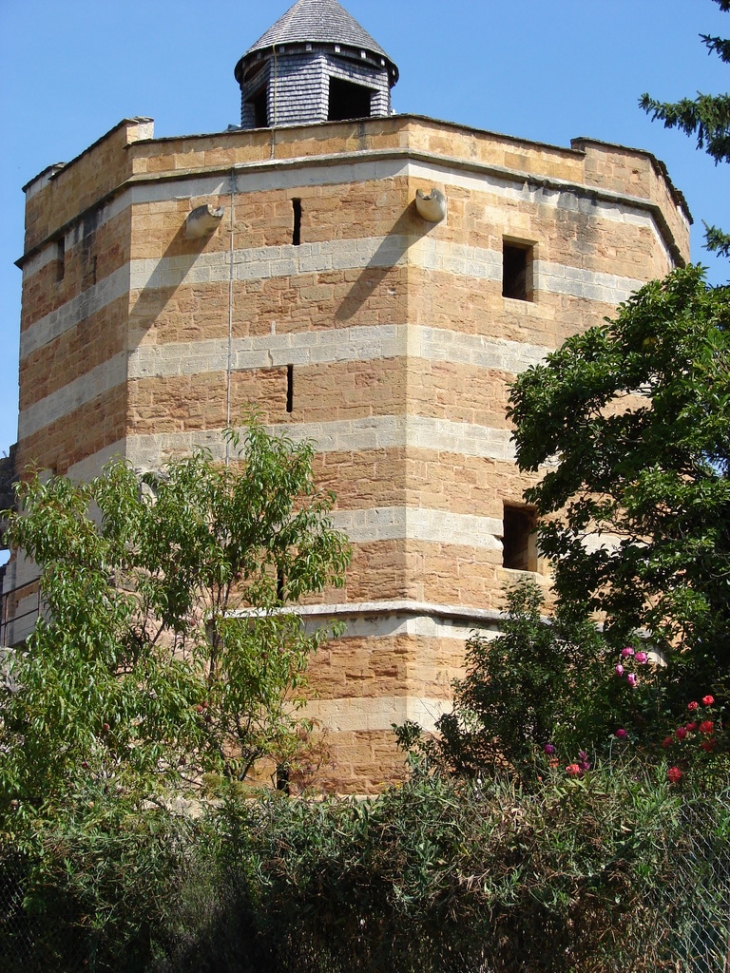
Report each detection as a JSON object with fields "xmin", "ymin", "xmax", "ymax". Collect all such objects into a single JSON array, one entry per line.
[{"xmin": 640, "ymin": 0, "xmax": 730, "ymax": 256}]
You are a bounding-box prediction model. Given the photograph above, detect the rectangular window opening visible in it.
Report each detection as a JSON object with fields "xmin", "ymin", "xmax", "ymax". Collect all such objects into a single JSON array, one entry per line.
[
  {"xmin": 502, "ymin": 240, "xmax": 533, "ymax": 302},
  {"xmin": 292, "ymin": 199, "xmax": 302, "ymax": 246},
  {"xmin": 250, "ymin": 85, "xmax": 268, "ymax": 128},
  {"xmin": 502, "ymin": 503, "xmax": 538, "ymax": 572},
  {"xmin": 55, "ymin": 237, "xmax": 65, "ymax": 283},
  {"xmin": 286, "ymin": 364, "xmax": 294, "ymax": 414},
  {"xmin": 328, "ymin": 76, "xmax": 374, "ymax": 122},
  {"xmin": 276, "ymin": 763, "xmax": 290, "ymax": 795}
]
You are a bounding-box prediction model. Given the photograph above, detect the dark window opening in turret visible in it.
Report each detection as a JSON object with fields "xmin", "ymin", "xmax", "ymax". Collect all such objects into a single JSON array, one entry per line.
[
  {"xmin": 250, "ymin": 86, "xmax": 268, "ymax": 128},
  {"xmin": 503, "ymin": 241, "xmax": 534, "ymax": 301},
  {"xmin": 502, "ymin": 503, "xmax": 538, "ymax": 572},
  {"xmin": 328, "ymin": 77, "xmax": 373, "ymax": 121}
]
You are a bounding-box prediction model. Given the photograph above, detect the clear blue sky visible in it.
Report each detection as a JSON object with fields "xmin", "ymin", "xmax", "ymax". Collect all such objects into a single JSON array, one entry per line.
[{"xmin": 1, "ymin": 0, "xmax": 728, "ymax": 464}]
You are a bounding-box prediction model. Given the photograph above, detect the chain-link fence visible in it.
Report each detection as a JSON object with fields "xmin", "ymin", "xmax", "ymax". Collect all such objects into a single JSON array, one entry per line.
[
  {"xmin": 654, "ymin": 795, "xmax": 730, "ymax": 972},
  {"xmin": 0, "ymin": 853, "xmax": 93, "ymax": 972}
]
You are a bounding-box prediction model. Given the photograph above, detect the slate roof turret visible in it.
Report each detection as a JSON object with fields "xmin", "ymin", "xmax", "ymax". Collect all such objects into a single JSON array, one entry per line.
[{"xmin": 235, "ymin": 0, "xmax": 398, "ymax": 84}]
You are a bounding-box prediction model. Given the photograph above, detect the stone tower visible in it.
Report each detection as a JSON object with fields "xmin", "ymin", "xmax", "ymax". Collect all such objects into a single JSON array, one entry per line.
[{"xmin": 5, "ymin": 0, "xmax": 690, "ymax": 791}]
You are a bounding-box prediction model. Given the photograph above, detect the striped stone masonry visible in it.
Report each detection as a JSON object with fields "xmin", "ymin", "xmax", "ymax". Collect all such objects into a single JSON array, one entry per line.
[{"xmin": 9, "ymin": 110, "xmax": 691, "ymax": 790}]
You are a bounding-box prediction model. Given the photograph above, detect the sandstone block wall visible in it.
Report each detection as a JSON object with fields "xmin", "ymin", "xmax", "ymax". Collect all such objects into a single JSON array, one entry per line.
[{"xmin": 7, "ymin": 113, "xmax": 691, "ymax": 790}]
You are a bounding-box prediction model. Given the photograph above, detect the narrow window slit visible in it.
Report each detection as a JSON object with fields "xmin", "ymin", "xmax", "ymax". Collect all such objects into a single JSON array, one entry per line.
[
  {"xmin": 277, "ymin": 567, "xmax": 285, "ymax": 601},
  {"xmin": 286, "ymin": 364, "xmax": 294, "ymax": 413},
  {"xmin": 292, "ymin": 199, "xmax": 302, "ymax": 246},
  {"xmin": 55, "ymin": 238, "xmax": 65, "ymax": 283}
]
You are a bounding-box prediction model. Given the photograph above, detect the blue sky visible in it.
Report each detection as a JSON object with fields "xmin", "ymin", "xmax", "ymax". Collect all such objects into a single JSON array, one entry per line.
[{"xmin": 1, "ymin": 0, "xmax": 728, "ymax": 464}]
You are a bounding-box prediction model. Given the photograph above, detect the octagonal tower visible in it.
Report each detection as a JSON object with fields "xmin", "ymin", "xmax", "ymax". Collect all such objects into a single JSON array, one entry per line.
[{"xmin": 7, "ymin": 1, "xmax": 691, "ymax": 791}]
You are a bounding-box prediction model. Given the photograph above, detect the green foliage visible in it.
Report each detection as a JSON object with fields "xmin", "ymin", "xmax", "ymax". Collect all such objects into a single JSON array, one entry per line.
[
  {"xmin": 0, "ymin": 784, "xmax": 196, "ymax": 973},
  {"xmin": 640, "ymin": 0, "xmax": 730, "ymax": 255},
  {"xmin": 149, "ymin": 765, "xmax": 709, "ymax": 973},
  {"xmin": 508, "ymin": 266, "xmax": 730, "ymax": 681},
  {"xmin": 0, "ymin": 419, "xmax": 350, "ymax": 822},
  {"xmin": 395, "ymin": 580, "xmax": 648, "ymax": 780}
]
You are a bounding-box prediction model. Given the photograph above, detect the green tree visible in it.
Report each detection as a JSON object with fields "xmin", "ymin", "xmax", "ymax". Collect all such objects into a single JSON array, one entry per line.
[
  {"xmin": 0, "ymin": 420, "xmax": 350, "ymax": 819},
  {"xmin": 640, "ymin": 0, "xmax": 730, "ymax": 257},
  {"xmin": 508, "ymin": 266, "xmax": 730, "ymax": 682},
  {"xmin": 394, "ymin": 578, "xmax": 676, "ymax": 782}
]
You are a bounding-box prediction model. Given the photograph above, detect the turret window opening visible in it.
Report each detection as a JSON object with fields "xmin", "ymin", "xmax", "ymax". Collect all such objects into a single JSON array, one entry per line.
[
  {"xmin": 328, "ymin": 76, "xmax": 374, "ymax": 121},
  {"xmin": 250, "ymin": 85, "xmax": 268, "ymax": 128}
]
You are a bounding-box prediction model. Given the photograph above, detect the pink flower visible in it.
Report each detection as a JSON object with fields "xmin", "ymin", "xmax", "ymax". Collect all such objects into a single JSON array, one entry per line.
[
  {"xmin": 615, "ymin": 728, "xmax": 628, "ymax": 739},
  {"xmin": 581, "ymin": 760, "xmax": 591, "ymax": 772},
  {"xmin": 685, "ymin": 722, "xmax": 697, "ymax": 732},
  {"xmin": 702, "ymin": 695, "xmax": 715, "ymax": 707},
  {"xmin": 661, "ymin": 736, "xmax": 673, "ymax": 748},
  {"xmin": 627, "ymin": 673, "xmax": 638, "ymax": 687},
  {"xmin": 566, "ymin": 763, "xmax": 582, "ymax": 777},
  {"xmin": 621, "ymin": 647, "xmax": 635, "ymax": 658},
  {"xmin": 615, "ymin": 664, "xmax": 624, "ymax": 677},
  {"xmin": 699, "ymin": 721, "xmax": 715, "ymax": 735},
  {"xmin": 667, "ymin": 766, "xmax": 683, "ymax": 784},
  {"xmin": 701, "ymin": 739, "xmax": 717, "ymax": 752},
  {"xmin": 544, "ymin": 744, "xmax": 556, "ymax": 755},
  {"xmin": 635, "ymin": 651, "xmax": 648, "ymax": 664},
  {"xmin": 578, "ymin": 751, "xmax": 588, "ymax": 760},
  {"xmin": 688, "ymin": 701, "xmax": 699, "ymax": 711},
  {"xmin": 675, "ymin": 726, "xmax": 687, "ymax": 740}
]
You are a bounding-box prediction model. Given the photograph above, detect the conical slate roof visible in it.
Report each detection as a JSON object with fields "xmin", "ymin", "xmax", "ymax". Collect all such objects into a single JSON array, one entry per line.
[{"xmin": 244, "ymin": 0, "xmax": 395, "ymax": 69}]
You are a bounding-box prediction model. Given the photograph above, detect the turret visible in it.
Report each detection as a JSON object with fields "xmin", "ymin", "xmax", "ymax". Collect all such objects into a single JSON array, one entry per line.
[{"xmin": 234, "ymin": 0, "xmax": 398, "ymax": 129}]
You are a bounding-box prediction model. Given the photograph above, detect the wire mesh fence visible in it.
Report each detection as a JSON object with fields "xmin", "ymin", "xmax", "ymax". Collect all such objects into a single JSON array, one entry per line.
[
  {"xmin": 1, "ymin": 792, "xmax": 729, "ymax": 972},
  {"xmin": 659, "ymin": 794, "xmax": 730, "ymax": 973},
  {"xmin": 0, "ymin": 852, "xmax": 93, "ymax": 972}
]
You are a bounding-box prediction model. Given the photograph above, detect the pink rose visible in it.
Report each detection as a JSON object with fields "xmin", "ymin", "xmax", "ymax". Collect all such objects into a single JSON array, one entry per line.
[
  {"xmin": 635, "ymin": 651, "xmax": 648, "ymax": 664},
  {"xmin": 615, "ymin": 664, "xmax": 624, "ymax": 677},
  {"xmin": 621, "ymin": 647, "xmax": 635, "ymax": 658}
]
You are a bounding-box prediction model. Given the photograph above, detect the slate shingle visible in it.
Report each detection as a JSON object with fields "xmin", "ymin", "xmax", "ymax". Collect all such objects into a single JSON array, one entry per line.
[{"xmin": 245, "ymin": 0, "xmax": 394, "ymax": 64}]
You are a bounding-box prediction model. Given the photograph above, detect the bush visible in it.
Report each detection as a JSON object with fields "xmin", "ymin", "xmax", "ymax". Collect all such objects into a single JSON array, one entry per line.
[{"xmin": 151, "ymin": 761, "xmax": 701, "ymax": 973}]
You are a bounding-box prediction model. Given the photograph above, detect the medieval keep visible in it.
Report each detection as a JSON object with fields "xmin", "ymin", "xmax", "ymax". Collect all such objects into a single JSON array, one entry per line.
[{"xmin": 5, "ymin": 0, "xmax": 690, "ymax": 790}]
